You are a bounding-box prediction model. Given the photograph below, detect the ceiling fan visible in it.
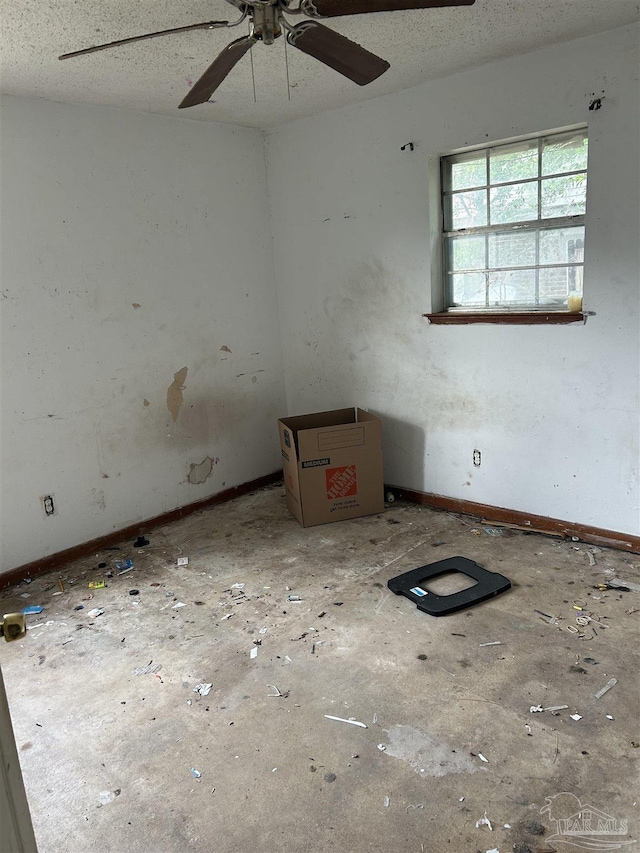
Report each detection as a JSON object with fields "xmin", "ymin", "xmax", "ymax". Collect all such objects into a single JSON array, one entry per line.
[{"xmin": 59, "ymin": 0, "xmax": 476, "ymax": 109}]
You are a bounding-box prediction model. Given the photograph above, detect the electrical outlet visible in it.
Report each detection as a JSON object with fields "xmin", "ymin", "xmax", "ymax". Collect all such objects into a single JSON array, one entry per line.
[
  {"xmin": 41, "ymin": 494, "xmax": 56, "ymax": 517},
  {"xmin": 473, "ymin": 450, "xmax": 481, "ymax": 467}
]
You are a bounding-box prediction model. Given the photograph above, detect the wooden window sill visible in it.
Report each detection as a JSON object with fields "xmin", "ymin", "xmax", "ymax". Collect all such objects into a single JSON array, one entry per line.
[{"xmin": 424, "ymin": 312, "xmax": 586, "ymax": 325}]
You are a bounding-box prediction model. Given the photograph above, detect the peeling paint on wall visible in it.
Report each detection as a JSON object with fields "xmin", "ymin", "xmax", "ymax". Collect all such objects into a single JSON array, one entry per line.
[
  {"xmin": 167, "ymin": 367, "xmax": 188, "ymax": 422},
  {"xmin": 143, "ymin": 399, "xmax": 150, "ymax": 407},
  {"xmin": 220, "ymin": 345, "xmax": 232, "ymax": 353},
  {"xmin": 187, "ymin": 455, "xmax": 219, "ymax": 485},
  {"xmin": 132, "ymin": 303, "xmax": 142, "ymax": 309}
]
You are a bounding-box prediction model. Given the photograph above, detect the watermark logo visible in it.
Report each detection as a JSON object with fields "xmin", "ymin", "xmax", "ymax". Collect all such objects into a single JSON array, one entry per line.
[{"xmin": 541, "ymin": 793, "xmax": 635, "ymax": 850}]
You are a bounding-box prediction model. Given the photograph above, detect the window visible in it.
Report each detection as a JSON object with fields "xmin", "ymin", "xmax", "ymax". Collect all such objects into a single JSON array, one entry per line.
[{"xmin": 440, "ymin": 128, "xmax": 588, "ymax": 313}]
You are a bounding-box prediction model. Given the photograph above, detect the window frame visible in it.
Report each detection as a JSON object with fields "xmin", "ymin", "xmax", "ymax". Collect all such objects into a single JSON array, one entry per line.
[{"xmin": 435, "ymin": 127, "xmax": 588, "ymax": 319}]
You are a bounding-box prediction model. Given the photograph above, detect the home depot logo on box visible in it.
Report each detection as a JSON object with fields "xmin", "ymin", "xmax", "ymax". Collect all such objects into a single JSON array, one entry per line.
[{"xmin": 326, "ymin": 466, "xmax": 357, "ymax": 500}]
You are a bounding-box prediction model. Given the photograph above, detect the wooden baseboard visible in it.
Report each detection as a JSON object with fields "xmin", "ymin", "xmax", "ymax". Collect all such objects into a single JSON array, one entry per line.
[
  {"xmin": 1, "ymin": 470, "xmax": 283, "ymax": 591},
  {"xmin": 5, "ymin": 474, "xmax": 635, "ymax": 590},
  {"xmin": 386, "ymin": 484, "xmax": 640, "ymax": 554}
]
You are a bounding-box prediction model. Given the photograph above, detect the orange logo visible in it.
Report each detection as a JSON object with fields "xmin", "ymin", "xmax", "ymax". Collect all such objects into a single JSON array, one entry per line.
[{"xmin": 326, "ymin": 466, "xmax": 357, "ymax": 500}]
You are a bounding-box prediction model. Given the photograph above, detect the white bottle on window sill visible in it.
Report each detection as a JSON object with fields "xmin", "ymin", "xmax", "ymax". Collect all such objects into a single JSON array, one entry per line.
[{"xmin": 567, "ymin": 293, "xmax": 583, "ymax": 313}]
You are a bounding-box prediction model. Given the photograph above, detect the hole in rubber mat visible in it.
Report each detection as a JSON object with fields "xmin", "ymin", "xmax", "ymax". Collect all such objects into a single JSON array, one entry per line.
[{"xmin": 421, "ymin": 570, "xmax": 478, "ymax": 596}]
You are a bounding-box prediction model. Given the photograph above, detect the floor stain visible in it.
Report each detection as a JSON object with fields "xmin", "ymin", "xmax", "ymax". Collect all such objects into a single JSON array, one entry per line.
[{"xmin": 381, "ymin": 724, "xmax": 477, "ymax": 778}]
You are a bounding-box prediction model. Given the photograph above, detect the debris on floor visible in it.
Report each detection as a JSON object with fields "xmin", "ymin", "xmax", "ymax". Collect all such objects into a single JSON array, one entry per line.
[
  {"xmin": 250, "ymin": 646, "xmax": 258, "ymax": 659},
  {"xmin": 115, "ymin": 559, "xmax": 134, "ymax": 573},
  {"xmin": 177, "ymin": 557, "xmax": 189, "ymax": 567},
  {"xmin": 535, "ymin": 609, "xmax": 560, "ymax": 625},
  {"xmin": 190, "ymin": 768, "xmax": 201, "ymax": 779},
  {"xmin": 87, "ymin": 608, "xmax": 104, "ymax": 618},
  {"xmin": 132, "ymin": 663, "xmax": 162, "ymax": 676},
  {"xmin": 605, "ymin": 577, "xmax": 640, "ymax": 592},
  {"xmin": 133, "ymin": 536, "xmax": 149, "ymax": 548},
  {"xmin": 529, "ymin": 704, "xmax": 568, "ymax": 713},
  {"xmin": 172, "ymin": 601, "xmax": 187, "ymax": 609},
  {"xmin": 88, "ymin": 580, "xmax": 105, "ymax": 590},
  {"xmin": 193, "ymin": 683, "xmax": 212, "ymax": 696},
  {"xmin": 475, "ymin": 812, "xmax": 493, "ymax": 831},
  {"xmin": 595, "ymin": 677, "xmax": 617, "ymax": 699},
  {"xmin": 98, "ymin": 790, "xmax": 119, "ymax": 805},
  {"xmin": 324, "ymin": 715, "xmax": 368, "ymax": 728},
  {"xmin": 570, "ymin": 714, "xmax": 583, "ymax": 721}
]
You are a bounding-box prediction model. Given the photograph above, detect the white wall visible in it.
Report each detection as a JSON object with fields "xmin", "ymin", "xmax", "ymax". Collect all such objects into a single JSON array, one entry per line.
[
  {"xmin": 267, "ymin": 25, "xmax": 640, "ymax": 535},
  {"xmin": 0, "ymin": 96, "xmax": 286, "ymax": 572},
  {"xmin": 1, "ymin": 25, "xmax": 638, "ymax": 573}
]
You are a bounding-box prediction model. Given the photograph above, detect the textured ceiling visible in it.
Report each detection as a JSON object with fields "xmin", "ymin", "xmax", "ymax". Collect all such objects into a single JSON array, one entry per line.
[{"xmin": 1, "ymin": 0, "xmax": 638, "ymax": 128}]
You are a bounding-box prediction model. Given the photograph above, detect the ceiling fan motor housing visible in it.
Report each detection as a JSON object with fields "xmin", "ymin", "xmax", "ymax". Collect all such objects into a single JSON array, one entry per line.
[{"xmin": 252, "ymin": 4, "xmax": 282, "ymax": 44}]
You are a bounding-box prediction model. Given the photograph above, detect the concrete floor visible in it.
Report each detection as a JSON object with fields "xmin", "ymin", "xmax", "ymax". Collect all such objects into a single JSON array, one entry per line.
[{"xmin": 1, "ymin": 483, "xmax": 639, "ymax": 853}]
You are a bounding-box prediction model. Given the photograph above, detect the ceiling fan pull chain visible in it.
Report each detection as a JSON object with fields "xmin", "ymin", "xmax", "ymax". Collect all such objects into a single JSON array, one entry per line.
[
  {"xmin": 249, "ymin": 22, "xmax": 258, "ymax": 103},
  {"xmin": 284, "ymin": 31, "xmax": 292, "ymax": 101}
]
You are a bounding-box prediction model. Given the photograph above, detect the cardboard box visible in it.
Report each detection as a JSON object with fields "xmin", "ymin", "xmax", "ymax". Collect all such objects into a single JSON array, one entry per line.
[{"xmin": 278, "ymin": 408, "xmax": 384, "ymax": 527}]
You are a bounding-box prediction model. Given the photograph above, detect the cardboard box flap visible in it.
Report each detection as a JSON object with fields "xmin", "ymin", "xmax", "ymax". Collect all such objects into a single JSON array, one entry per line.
[
  {"xmin": 298, "ymin": 420, "xmax": 371, "ymax": 460},
  {"xmin": 280, "ymin": 408, "xmax": 355, "ymax": 434},
  {"xmin": 278, "ymin": 420, "xmax": 303, "ymax": 525},
  {"xmin": 278, "ymin": 419, "xmax": 298, "ymax": 461},
  {"xmin": 317, "ymin": 426, "xmax": 365, "ymax": 452}
]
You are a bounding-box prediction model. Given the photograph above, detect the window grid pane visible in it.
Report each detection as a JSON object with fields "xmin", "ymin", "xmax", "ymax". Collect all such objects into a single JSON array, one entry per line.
[
  {"xmin": 489, "ymin": 139, "xmax": 539, "ymax": 185},
  {"xmin": 442, "ymin": 129, "xmax": 587, "ymax": 310}
]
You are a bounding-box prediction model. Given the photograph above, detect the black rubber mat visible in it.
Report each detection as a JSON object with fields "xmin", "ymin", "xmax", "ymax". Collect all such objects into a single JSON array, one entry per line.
[{"xmin": 387, "ymin": 556, "xmax": 511, "ymax": 616}]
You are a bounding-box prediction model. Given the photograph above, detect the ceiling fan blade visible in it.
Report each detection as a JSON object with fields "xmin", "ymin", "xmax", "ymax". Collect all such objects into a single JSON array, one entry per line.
[
  {"xmin": 302, "ymin": 0, "xmax": 474, "ymax": 17},
  {"xmin": 179, "ymin": 35, "xmax": 256, "ymax": 108},
  {"xmin": 59, "ymin": 21, "xmax": 231, "ymax": 60},
  {"xmin": 287, "ymin": 22, "xmax": 389, "ymax": 86}
]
